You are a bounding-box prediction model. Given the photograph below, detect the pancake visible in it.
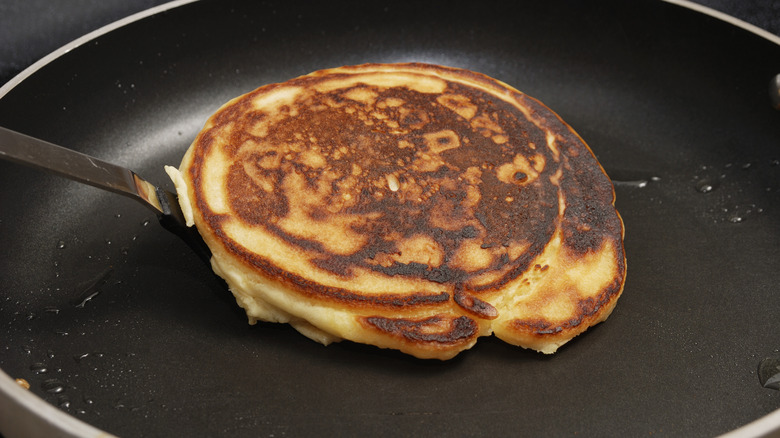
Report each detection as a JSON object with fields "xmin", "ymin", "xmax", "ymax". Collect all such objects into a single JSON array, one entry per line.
[{"xmin": 165, "ymin": 63, "xmax": 626, "ymax": 360}]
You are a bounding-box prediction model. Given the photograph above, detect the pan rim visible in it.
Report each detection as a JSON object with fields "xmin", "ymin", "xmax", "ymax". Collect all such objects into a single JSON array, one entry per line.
[
  {"xmin": 0, "ymin": 368, "xmax": 110, "ymax": 438},
  {"xmin": 663, "ymin": 0, "xmax": 780, "ymax": 47},
  {"xmin": 0, "ymin": 1, "xmax": 778, "ymax": 437},
  {"xmin": 1, "ymin": 0, "xmax": 779, "ymax": 101},
  {"xmin": 0, "ymin": 0, "xmax": 198, "ymax": 99}
]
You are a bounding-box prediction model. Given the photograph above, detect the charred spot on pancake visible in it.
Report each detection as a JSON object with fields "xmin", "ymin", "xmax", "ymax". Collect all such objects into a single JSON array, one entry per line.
[
  {"xmin": 361, "ymin": 314, "xmax": 479, "ymax": 345},
  {"xmin": 460, "ymin": 225, "xmax": 479, "ymax": 239},
  {"xmin": 512, "ymin": 318, "xmax": 565, "ymax": 335},
  {"xmin": 453, "ymin": 286, "xmax": 498, "ymax": 319}
]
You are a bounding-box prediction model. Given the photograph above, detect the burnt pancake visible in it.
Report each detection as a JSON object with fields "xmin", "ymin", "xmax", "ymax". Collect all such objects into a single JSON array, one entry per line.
[{"xmin": 166, "ymin": 63, "xmax": 626, "ymax": 360}]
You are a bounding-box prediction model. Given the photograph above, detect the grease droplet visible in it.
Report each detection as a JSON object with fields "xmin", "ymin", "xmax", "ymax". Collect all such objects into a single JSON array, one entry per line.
[
  {"xmin": 696, "ymin": 179, "xmax": 718, "ymax": 193},
  {"xmin": 728, "ymin": 215, "xmax": 744, "ymax": 223},
  {"xmin": 758, "ymin": 356, "xmax": 780, "ymax": 390},
  {"xmin": 73, "ymin": 267, "xmax": 113, "ymax": 308},
  {"xmin": 29, "ymin": 362, "xmax": 48, "ymax": 374},
  {"xmin": 41, "ymin": 379, "xmax": 65, "ymax": 394},
  {"xmin": 613, "ymin": 180, "xmax": 648, "ymax": 188},
  {"xmin": 75, "ymin": 291, "xmax": 101, "ymax": 308}
]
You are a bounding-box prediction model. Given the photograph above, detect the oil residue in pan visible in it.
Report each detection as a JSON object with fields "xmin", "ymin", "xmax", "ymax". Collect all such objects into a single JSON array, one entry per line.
[
  {"xmin": 6, "ymin": 212, "xmax": 165, "ymax": 419},
  {"xmin": 690, "ymin": 159, "xmax": 778, "ymax": 224}
]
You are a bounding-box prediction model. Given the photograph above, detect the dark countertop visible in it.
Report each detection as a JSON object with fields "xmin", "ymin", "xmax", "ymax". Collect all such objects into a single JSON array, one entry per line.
[{"xmin": 0, "ymin": 0, "xmax": 778, "ymax": 89}]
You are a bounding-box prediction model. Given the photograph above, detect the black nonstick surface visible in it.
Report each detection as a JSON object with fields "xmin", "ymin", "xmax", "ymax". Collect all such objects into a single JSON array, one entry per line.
[{"xmin": 1, "ymin": 1, "xmax": 780, "ymax": 436}]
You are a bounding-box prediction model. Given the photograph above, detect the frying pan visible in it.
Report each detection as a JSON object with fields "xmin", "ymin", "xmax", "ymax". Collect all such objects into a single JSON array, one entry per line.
[{"xmin": 1, "ymin": 0, "xmax": 780, "ymax": 436}]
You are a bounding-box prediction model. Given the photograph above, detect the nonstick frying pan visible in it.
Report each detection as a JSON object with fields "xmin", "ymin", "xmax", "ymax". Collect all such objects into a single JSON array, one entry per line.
[{"xmin": 1, "ymin": 1, "xmax": 780, "ymax": 436}]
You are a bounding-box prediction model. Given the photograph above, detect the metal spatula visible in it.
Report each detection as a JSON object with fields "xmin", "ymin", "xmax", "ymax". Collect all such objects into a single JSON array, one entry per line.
[{"xmin": 0, "ymin": 126, "xmax": 210, "ymax": 261}]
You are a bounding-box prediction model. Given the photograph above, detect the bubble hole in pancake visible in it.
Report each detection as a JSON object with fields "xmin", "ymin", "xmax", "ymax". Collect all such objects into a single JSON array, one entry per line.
[{"xmin": 166, "ymin": 63, "xmax": 626, "ymax": 360}]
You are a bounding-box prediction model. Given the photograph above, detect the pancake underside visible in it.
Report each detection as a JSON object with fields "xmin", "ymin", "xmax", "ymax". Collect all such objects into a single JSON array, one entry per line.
[{"xmin": 170, "ymin": 63, "xmax": 626, "ymax": 360}]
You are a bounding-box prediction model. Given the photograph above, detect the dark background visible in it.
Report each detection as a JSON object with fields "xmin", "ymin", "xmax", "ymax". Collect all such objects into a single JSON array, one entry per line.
[{"xmin": 1, "ymin": 0, "xmax": 779, "ymax": 88}]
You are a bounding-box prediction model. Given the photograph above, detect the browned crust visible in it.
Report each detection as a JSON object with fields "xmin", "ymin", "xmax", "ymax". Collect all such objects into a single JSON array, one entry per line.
[{"xmin": 184, "ymin": 63, "xmax": 626, "ymax": 352}]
